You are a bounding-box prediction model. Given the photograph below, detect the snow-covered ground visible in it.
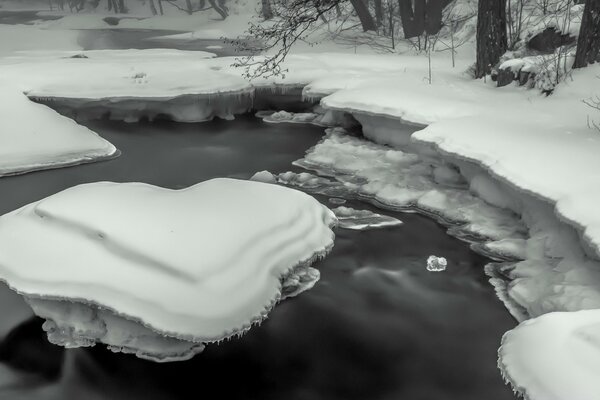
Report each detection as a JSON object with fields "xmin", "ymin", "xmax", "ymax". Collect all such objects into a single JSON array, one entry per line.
[{"xmin": 0, "ymin": 179, "xmax": 336, "ymax": 361}]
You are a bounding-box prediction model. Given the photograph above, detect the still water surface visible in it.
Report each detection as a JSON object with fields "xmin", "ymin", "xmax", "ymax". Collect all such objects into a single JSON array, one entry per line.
[{"xmin": 0, "ymin": 117, "xmax": 516, "ymax": 400}]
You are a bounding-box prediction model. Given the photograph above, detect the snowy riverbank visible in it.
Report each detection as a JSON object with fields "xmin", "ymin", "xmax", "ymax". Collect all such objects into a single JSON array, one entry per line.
[{"xmin": 1, "ymin": 16, "xmax": 600, "ymax": 396}]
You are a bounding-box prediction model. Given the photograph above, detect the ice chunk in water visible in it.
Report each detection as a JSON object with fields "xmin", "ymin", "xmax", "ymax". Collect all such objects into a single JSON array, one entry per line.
[
  {"xmin": 332, "ymin": 206, "xmax": 402, "ymax": 230},
  {"xmin": 250, "ymin": 170, "xmax": 277, "ymax": 184},
  {"xmin": 427, "ymin": 256, "xmax": 447, "ymax": 272}
]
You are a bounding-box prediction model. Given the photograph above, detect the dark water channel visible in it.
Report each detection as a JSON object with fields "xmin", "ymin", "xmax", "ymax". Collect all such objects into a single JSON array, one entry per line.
[
  {"xmin": 0, "ymin": 25, "xmax": 516, "ymax": 400},
  {"xmin": 0, "ymin": 117, "xmax": 516, "ymax": 400},
  {"xmin": 78, "ymin": 29, "xmax": 252, "ymax": 56}
]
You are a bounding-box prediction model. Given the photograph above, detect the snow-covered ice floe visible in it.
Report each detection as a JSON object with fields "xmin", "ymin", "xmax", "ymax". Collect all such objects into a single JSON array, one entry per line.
[
  {"xmin": 0, "ymin": 178, "xmax": 336, "ymax": 361},
  {"xmin": 0, "ymin": 49, "xmax": 254, "ymax": 123},
  {"xmin": 498, "ymin": 310, "xmax": 600, "ymax": 400},
  {"xmin": 0, "ymin": 87, "xmax": 117, "ymax": 177}
]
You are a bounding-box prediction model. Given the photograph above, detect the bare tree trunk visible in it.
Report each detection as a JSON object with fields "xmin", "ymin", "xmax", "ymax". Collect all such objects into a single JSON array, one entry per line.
[
  {"xmin": 157, "ymin": 0, "xmax": 164, "ymax": 14},
  {"xmin": 424, "ymin": 0, "xmax": 443, "ymax": 35},
  {"xmin": 209, "ymin": 0, "xmax": 228, "ymax": 19},
  {"xmin": 475, "ymin": 0, "xmax": 507, "ymax": 78},
  {"xmin": 148, "ymin": 0, "xmax": 158, "ymax": 15},
  {"xmin": 261, "ymin": 0, "xmax": 273, "ymax": 19},
  {"xmin": 374, "ymin": 0, "xmax": 383, "ymax": 27},
  {"xmin": 350, "ymin": 0, "xmax": 377, "ymax": 31},
  {"xmin": 185, "ymin": 0, "xmax": 193, "ymax": 14},
  {"xmin": 398, "ymin": 0, "xmax": 425, "ymax": 38},
  {"xmin": 573, "ymin": 0, "xmax": 600, "ymax": 68},
  {"xmin": 117, "ymin": 0, "xmax": 126, "ymax": 13}
]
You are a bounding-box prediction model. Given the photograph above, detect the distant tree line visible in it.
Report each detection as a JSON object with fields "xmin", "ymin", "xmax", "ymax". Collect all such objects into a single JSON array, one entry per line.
[
  {"xmin": 49, "ymin": 0, "xmax": 229, "ymax": 19},
  {"xmin": 244, "ymin": 0, "xmax": 600, "ymax": 79}
]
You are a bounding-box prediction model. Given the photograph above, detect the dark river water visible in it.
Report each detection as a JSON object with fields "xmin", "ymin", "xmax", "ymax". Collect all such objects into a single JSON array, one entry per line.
[{"xmin": 0, "ymin": 24, "xmax": 517, "ymax": 400}]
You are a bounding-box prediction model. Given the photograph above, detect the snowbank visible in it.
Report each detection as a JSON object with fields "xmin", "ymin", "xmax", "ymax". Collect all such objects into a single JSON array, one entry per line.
[
  {"xmin": 0, "ymin": 87, "xmax": 117, "ymax": 176},
  {"xmin": 499, "ymin": 310, "xmax": 600, "ymax": 400},
  {"xmin": 0, "ymin": 179, "xmax": 336, "ymax": 360},
  {"xmin": 0, "ymin": 49, "xmax": 257, "ymax": 122}
]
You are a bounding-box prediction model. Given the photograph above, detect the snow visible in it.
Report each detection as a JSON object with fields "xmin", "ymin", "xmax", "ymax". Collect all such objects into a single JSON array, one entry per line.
[
  {"xmin": 0, "ymin": 87, "xmax": 117, "ymax": 176},
  {"xmin": 426, "ymin": 256, "xmax": 447, "ymax": 272},
  {"xmin": 250, "ymin": 170, "xmax": 277, "ymax": 184},
  {"xmin": 0, "ymin": 49, "xmax": 257, "ymax": 122},
  {"xmin": 499, "ymin": 310, "xmax": 600, "ymax": 400},
  {"xmin": 0, "ymin": 178, "xmax": 336, "ymax": 360}
]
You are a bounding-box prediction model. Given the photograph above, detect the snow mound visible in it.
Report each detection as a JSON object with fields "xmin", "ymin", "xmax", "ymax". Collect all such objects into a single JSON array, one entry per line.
[
  {"xmin": 0, "ymin": 179, "xmax": 336, "ymax": 360},
  {"xmin": 332, "ymin": 206, "xmax": 402, "ymax": 230},
  {"xmin": 0, "ymin": 87, "xmax": 117, "ymax": 177},
  {"xmin": 499, "ymin": 310, "xmax": 600, "ymax": 400}
]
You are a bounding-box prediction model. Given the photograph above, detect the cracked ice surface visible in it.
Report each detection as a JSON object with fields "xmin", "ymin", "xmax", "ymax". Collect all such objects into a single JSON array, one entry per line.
[
  {"xmin": 0, "ymin": 178, "xmax": 336, "ymax": 361},
  {"xmin": 290, "ymin": 128, "xmax": 525, "ymax": 242}
]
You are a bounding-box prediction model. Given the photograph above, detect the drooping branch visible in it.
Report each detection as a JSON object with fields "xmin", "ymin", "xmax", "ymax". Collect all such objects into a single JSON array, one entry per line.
[{"xmin": 230, "ymin": 0, "xmax": 347, "ymax": 79}]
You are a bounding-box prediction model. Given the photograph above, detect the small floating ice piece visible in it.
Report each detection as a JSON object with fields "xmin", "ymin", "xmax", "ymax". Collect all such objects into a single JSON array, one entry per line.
[
  {"xmin": 332, "ymin": 206, "xmax": 402, "ymax": 230},
  {"xmin": 426, "ymin": 255, "xmax": 447, "ymax": 272},
  {"xmin": 328, "ymin": 197, "xmax": 347, "ymax": 205},
  {"xmin": 262, "ymin": 111, "xmax": 319, "ymax": 124},
  {"xmin": 0, "ymin": 178, "xmax": 337, "ymax": 361},
  {"xmin": 250, "ymin": 170, "xmax": 277, "ymax": 184}
]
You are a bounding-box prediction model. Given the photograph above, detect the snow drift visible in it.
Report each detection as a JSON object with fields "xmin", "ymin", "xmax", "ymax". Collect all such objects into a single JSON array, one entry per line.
[
  {"xmin": 499, "ymin": 310, "xmax": 600, "ymax": 400},
  {"xmin": 0, "ymin": 179, "xmax": 336, "ymax": 361},
  {"xmin": 0, "ymin": 87, "xmax": 117, "ymax": 177}
]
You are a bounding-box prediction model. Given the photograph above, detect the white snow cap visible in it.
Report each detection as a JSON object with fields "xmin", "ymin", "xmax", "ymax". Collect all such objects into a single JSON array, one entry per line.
[
  {"xmin": 499, "ymin": 310, "xmax": 600, "ymax": 400},
  {"xmin": 0, "ymin": 179, "xmax": 337, "ymax": 343},
  {"xmin": 0, "ymin": 87, "xmax": 116, "ymax": 176}
]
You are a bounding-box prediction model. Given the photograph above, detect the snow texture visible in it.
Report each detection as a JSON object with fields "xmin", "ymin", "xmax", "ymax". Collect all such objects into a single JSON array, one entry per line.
[
  {"xmin": 0, "ymin": 179, "xmax": 336, "ymax": 360},
  {"xmin": 0, "ymin": 87, "xmax": 117, "ymax": 177},
  {"xmin": 499, "ymin": 310, "xmax": 600, "ymax": 400}
]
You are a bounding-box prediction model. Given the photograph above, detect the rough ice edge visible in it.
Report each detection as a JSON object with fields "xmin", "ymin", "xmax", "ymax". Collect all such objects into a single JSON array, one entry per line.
[
  {"xmin": 0, "ymin": 148, "xmax": 120, "ymax": 178},
  {"xmin": 0, "ymin": 220, "xmax": 336, "ymax": 357},
  {"xmin": 320, "ymin": 101, "xmax": 429, "ymax": 130},
  {"xmin": 411, "ymin": 134, "xmax": 600, "ymax": 263},
  {"xmin": 484, "ymin": 263, "xmax": 529, "ymax": 323},
  {"xmin": 312, "ymin": 108, "xmax": 572, "ymax": 246},
  {"xmin": 291, "ymin": 156, "xmax": 514, "ymax": 239},
  {"xmin": 27, "ymin": 87, "xmax": 257, "ymax": 123},
  {"xmin": 26, "ymin": 83, "xmax": 319, "ymax": 122}
]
